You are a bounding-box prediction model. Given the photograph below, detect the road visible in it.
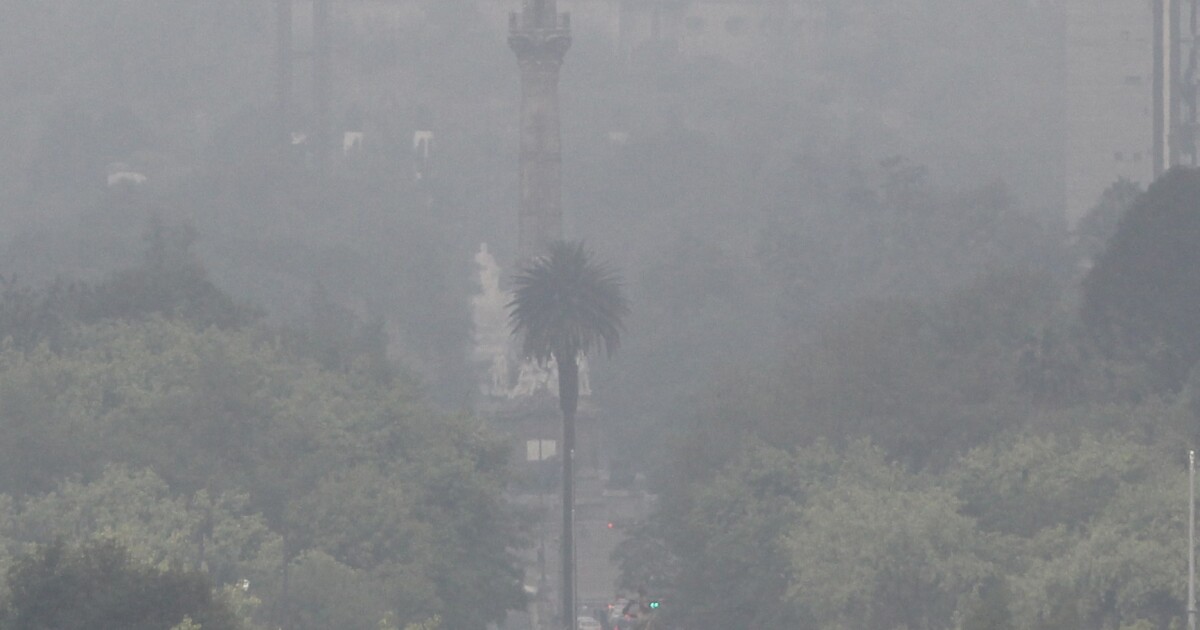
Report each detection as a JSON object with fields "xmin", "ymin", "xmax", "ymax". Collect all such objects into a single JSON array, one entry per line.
[{"xmin": 505, "ymin": 470, "xmax": 652, "ymax": 630}]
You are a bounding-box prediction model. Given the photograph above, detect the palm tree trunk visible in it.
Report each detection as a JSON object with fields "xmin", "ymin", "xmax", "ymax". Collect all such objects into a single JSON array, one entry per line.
[{"xmin": 557, "ymin": 352, "xmax": 579, "ymax": 630}]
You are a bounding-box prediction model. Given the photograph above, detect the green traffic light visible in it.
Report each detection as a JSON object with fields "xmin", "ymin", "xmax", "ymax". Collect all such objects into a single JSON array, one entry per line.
[{"xmin": 648, "ymin": 601, "xmax": 660, "ymax": 610}]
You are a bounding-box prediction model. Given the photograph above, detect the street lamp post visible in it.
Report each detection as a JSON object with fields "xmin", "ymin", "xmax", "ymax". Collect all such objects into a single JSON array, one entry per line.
[{"xmin": 1189, "ymin": 449, "xmax": 1195, "ymax": 630}]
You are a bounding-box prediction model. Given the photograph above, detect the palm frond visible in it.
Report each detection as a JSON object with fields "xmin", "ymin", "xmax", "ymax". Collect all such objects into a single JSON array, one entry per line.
[{"xmin": 508, "ymin": 240, "xmax": 629, "ymax": 364}]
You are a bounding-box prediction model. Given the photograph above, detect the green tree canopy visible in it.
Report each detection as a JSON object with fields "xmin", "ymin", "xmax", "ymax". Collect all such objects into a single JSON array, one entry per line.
[
  {"xmin": 1083, "ymin": 168, "xmax": 1200, "ymax": 391},
  {"xmin": 1, "ymin": 539, "xmax": 242, "ymax": 630},
  {"xmin": 0, "ymin": 312, "xmax": 522, "ymax": 630}
]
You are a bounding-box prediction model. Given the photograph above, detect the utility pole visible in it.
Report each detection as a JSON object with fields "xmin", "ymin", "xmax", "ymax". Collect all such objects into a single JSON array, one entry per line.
[
  {"xmin": 1190, "ymin": 449, "xmax": 1196, "ymax": 630},
  {"xmin": 572, "ymin": 447, "xmax": 578, "ymax": 630}
]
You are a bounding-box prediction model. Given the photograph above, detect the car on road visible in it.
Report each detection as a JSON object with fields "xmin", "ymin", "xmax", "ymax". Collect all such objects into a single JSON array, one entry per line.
[
  {"xmin": 606, "ymin": 598, "xmax": 634, "ymax": 629},
  {"xmin": 578, "ymin": 615, "xmax": 602, "ymax": 630}
]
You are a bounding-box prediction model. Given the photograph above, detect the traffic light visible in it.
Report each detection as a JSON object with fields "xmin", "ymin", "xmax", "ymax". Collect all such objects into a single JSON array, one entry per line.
[{"xmin": 648, "ymin": 600, "xmax": 660, "ymax": 610}]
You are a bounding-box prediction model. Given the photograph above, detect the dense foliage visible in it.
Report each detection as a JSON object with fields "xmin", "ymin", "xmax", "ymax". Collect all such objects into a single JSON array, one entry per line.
[
  {"xmin": 0, "ymin": 247, "xmax": 523, "ymax": 630},
  {"xmin": 1083, "ymin": 168, "xmax": 1200, "ymax": 392},
  {"xmin": 1, "ymin": 539, "xmax": 242, "ymax": 630},
  {"xmin": 617, "ymin": 171, "xmax": 1200, "ymax": 629},
  {"xmin": 625, "ymin": 431, "xmax": 1191, "ymax": 630}
]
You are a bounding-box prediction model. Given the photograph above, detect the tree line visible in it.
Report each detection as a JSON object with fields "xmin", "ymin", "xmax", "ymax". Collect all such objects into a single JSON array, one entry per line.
[
  {"xmin": 618, "ymin": 169, "xmax": 1200, "ymax": 630},
  {"xmin": 0, "ymin": 224, "xmax": 524, "ymax": 630}
]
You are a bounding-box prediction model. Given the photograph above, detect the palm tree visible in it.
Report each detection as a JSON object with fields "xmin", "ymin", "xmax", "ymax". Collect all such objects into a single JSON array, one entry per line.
[{"xmin": 509, "ymin": 240, "xmax": 628, "ymax": 630}]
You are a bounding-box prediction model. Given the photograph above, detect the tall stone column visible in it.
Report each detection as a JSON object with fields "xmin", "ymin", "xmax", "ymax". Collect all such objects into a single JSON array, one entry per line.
[
  {"xmin": 275, "ymin": 0, "xmax": 293, "ymax": 143},
  {"xmin": 511, "ymin": 9, "xmax": 573, "ymax": 628},
  {"xmin": 313, "ymin": 0, "xmax": 332, "ymax": 175},
  {"xmin": 510, "ymin": 1, "xmax": 571, "ymax": 262}
]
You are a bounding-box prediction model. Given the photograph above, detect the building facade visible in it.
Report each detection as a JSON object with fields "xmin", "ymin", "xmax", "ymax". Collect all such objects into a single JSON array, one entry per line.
[
  {"xmin": 1064, "ymin": 0, "xmax": 1200, "ymax": 223},
  {"xmin": 1064, "ymin": 0, "xmax": 1156, "ymax": 223}
]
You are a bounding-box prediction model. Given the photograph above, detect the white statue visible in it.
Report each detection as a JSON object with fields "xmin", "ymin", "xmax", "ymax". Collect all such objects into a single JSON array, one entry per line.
[
  {"xmin": 487, "ymin": 353, "xmax": 509, "ymax": 397},
  {"xmin": 511, "ymin": 360, "xmax": 541, "ymax": 398},
  {"xmin": 469, "ymin": 243, "xmax": 595, "ymax": 401}
]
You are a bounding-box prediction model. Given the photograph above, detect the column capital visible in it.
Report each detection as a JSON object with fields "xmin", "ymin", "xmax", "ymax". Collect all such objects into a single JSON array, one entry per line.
[{"xmin": 509, "ymin": 12, "xmax": 571, "ymax": 68}]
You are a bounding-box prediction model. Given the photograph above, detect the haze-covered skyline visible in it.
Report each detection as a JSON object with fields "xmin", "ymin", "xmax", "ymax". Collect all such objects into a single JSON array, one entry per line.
[{"xmin": 2, "ymin": 2, "xmax": 1200, "ymax": 630}]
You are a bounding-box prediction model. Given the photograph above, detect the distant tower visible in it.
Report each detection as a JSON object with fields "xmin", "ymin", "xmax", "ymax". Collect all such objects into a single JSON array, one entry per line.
[
  {"xmin": 313, "ymin": 0, "xmax": 333, "ymax": 175},
  {"xmin": 510, "ymin": 0, "xmax": 571, "ymax": 262},
  {"xmin": 1154, "ymin": 0, "xmax": 1200, "ymax": 172},
  {"xmin": 1063, "ymin": 0, "xmax": 1157, "ymax": 222},
  {"xmin": 275, "ymin": 0, "xmax": 293, "ymax": 143}
]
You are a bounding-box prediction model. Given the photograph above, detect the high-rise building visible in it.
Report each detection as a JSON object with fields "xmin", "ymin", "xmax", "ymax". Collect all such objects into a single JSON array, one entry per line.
[
  {"xmin": 1064, "ymin": 0, "xmax": 1199, "ymax": 223},
  {"xmin": 1064, "ymin": 0, "xmax": 1156, "ymax": 223}
]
